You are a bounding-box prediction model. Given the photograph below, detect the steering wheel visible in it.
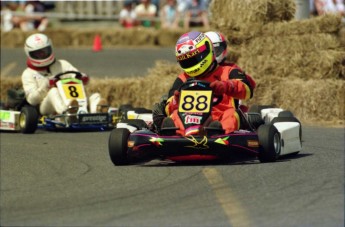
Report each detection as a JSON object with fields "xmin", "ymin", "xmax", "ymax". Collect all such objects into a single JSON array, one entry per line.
[{"xmin": 53, "ymin": 71, "xmax": 83, "ymax": 80}]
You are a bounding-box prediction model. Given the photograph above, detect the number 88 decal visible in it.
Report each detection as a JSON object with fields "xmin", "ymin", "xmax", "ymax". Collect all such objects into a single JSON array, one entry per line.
[{"xmin": 182, "ymin": 95, "xmax": 209, "ymax": 112}]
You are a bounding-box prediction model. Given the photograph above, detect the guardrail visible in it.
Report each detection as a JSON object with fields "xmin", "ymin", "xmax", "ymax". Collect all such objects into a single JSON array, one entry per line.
[
  {"xmin": 54, "ymin": 1, "xmax": 123, "ymax": 20},
  {"xmin": 1, "ymin": 1, "xmax": 208, "ymax": 24}
]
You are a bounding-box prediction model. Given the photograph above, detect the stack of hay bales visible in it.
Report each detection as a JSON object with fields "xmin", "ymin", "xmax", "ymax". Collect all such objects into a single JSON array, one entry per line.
[{"xmin": 210, "ymin": 0, "xmax": 345, "ymax": 125}]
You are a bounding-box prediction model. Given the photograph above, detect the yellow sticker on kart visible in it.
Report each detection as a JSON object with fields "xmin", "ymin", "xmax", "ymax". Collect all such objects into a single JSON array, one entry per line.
[
  {"xmin": 62, "ymin": 84, "xmax": 85, "ymax": 99},
  {"xmin": 0, "ymin": 111, "xmax": 11, "ymax": 120},
  {"xmin": 178, "ymin": 90, "xmax": 212, "ymax": 113}
]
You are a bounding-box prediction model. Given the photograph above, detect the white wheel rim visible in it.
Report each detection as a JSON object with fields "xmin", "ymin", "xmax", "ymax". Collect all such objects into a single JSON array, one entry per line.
[{"xmin": 273, "ymin": 133, "xmax": 281, "ymax": 155}]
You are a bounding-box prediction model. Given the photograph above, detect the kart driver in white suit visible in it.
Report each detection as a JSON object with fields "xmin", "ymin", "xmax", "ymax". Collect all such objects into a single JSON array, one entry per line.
[{"xmin": 21, "ymin": 33, "xmax": 107, "ymax": 116}]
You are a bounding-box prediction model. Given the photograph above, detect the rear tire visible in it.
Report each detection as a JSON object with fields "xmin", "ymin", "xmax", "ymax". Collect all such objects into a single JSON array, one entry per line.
[
  {"xmin": 108, "ymin": 128, "xmax": 130, "ymax": 165},
  {"xmin": 278, "ymin": 110, "xmax": 294, "ymax": 118},
  {"xmin": 19, "ymin": 105, "xmax": 38, "ymax": 134},
  {"xmin": 258, "ymin": 124, "xmax": 281, "ymax": 162}
]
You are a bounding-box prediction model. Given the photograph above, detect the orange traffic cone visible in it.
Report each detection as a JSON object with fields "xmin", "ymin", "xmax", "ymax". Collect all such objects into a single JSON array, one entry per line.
[{"xmin": 92, "ymin": 34, "xmax": 102, "ymax": 52}]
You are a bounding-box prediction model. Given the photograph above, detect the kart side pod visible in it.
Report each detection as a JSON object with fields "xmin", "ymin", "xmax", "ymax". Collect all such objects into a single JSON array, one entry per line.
[{"xmin": 261, "ymin": 108, "xmax": 302, "ymax": 155}]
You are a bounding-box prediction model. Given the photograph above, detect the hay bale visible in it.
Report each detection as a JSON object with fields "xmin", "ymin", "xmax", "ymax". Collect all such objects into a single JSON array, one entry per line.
[
  {"xmin": 0, "ymin": 30, "xmax": 26, "ymax": 47},
  {"xmin": 236, "ymin": 14, "xmax": 345, "ymax": 81},
  {"xmin": 242, "ymin": 33, "xmax": 341, "ymax": 56},
  {"xmin": 260, "ymin": 13, "xmax": 342, "ymax": 36},
  {"xmin": 247, "ymin": 77, "xmax": 345, "ymax": 126},
  {"xmin": 0, "ymin": 76, "xmax": 22, "ymax": 102},
  {"xmin": 44, "ymin": 28, "xmax": 75, "ymax": 47},
  {"xmin": 156, "ymin": 29, "xmax": 184, "ymax": 46},
  {"xmin": 240, "ymin": 49, "xmax": 344, "ymax": 80},
  {"xmin": 210, "ymin": 0, "xmax": 296, "ymax": 41}
]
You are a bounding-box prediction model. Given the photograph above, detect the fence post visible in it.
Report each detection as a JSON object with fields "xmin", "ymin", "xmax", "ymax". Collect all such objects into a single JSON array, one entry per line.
[{"xmin": 295, "ymin": 0, "xmax": 310, "ymax": 20}]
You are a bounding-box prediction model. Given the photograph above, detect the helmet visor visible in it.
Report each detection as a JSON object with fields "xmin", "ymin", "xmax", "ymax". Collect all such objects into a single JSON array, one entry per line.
[
  {"xmin": 178, "ymin": 42, "xmax": 210, "ymax": 69},
  {"xmin": 29, "ymin": 46, "xmax": 52, "ymax": 60},
  {"xmin": 214, "ymin": 42, "xmax": 227, "ymax": 57}
]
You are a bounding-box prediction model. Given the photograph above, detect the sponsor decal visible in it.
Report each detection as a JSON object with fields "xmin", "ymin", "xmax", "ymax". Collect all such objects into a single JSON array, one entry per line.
[
  {"xmin": 185, "ymin": 135, "xmax": 209, "ymax": 149},
  {"xmin": 0, "ymin": 122, "xmax": 15, "ymax": 129},
  {"xmin": 247, "ymin": 140, "xmax": 259, "ymax": 147},
  {"xmin": 185, "ymin": 115, "xmax": 202, "ymax": 124},
  {"xmin": 199, "ymin": 59, "xmax": 207, "ymax": 68},
  {"xmin": 185, "ymin": 112, "xmax": 202, "ymax": 116},
  {"xmin": 79, "ymin": 114, "xmax": 108, "ymax": 123},
  {"xmin": 149, "ymin": 137, "xmax": 164, "ymax": 146},
  {"xmin": 185, "ymin": 125, "xmax": 200, "ymax": 136},
  {"xmin": 186, "ymin": 68, "xmax": 200, "ymax": 74},
  {"xmin": 177, "ymin": 48, "xmax": 200, "ymax": 61},
  {"xmin": 215, "ymin": 137, "xmax": 229, "ymax": 145},
  {"xmin": 0, "ymin": 111, "xmax": 10, "ymax": 120},
  {"xmin": 194, "ymin": 33, "xmax": 205, "ymax": 44}
]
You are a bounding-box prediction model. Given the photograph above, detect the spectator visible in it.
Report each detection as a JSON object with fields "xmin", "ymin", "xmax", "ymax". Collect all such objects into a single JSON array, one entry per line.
[
  {"xmin": 176, "ymin": 0, "xmax": 191, "ymax": 17},
  {"xmin": 314, "ymin": 0, "xmax": 345, "ymax": 17},
  {"xmin": 1, "ymin": 2, "xmax": 17, "ymax": 32},
  {"xmin": 183, "ymin": 0, "xmax": 210, "ymax": 30},
  {"xmin": 1, "ymin": 0, "xmax": 48, "ymax": 32},
  {"xmin": 119, "ymin": 0, "xmax": 139, "ymax": 28},
  {"xmin": 160, "ymin": 0, "xmax": 180, "ymax": 29},
  {"xmin": 24, "ymin": 1, "xmax": 49, "ymax": 31},
  {"xmin": 134, "ymin": 0, "xmax": 157, "ymax": 27},
  {"xmin": 1, "ymin": 1, "xmax": 27, "ymax": 32}
]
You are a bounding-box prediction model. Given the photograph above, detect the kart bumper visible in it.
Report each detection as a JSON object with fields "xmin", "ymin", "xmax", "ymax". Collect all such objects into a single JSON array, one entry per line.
[
  {"xmin": 41, "ymin": 113, "xmax": 115, "ymax": 131},
  {"xmin": 126, "ymin": 130, "xmax": 260, "ymax": 162}
]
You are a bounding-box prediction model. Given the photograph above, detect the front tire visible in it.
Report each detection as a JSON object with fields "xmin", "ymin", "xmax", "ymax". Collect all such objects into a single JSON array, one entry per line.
[
  {"xmin": 258, "ymin": 124, "xmax": 281, "ymax": 162},
  {"xmin": 19, "ymin": 106, "xmax": 38, "ymax": 134},
  {"xmin": 108, "ymin": 128, "xmax": 130, "ymax": 165}
]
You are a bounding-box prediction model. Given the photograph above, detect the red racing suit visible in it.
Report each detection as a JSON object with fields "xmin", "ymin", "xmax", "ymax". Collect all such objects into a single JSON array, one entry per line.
[
  {"xmin": 165, "ymin": 64, "xmax": 254, "ymax": 135},
  {"xmin": 220, "ymin": 62, "xmax": 256, "ymax": 111}
]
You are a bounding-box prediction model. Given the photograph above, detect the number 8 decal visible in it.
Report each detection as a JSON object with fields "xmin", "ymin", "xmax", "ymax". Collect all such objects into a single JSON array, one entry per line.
[
  {"xmin": 196, "ymin": 95, "xmax": 208, "ymax": 111},
  {"xmin": 182, "ymin": 95, "xmax": 194, "ymax": 111},
  {"xmin": 68, "ymin": 86, "xmax": 79, "ymax": 98}
]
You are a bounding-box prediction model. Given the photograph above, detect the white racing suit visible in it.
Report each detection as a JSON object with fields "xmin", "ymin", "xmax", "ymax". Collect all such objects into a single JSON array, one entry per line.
[{"xmin": 22, "ymin": 59, "xmax": 102, "ymax": 115}]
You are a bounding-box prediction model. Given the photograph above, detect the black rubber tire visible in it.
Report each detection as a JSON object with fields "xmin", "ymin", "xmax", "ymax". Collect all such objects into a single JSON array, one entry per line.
[
  {"xmin": 258, "ymin": 124, "xmax": 281, "ymax": 162},
  {"xmin": 247, "ymin": 113, "xmax": 264, "ymax": 130},
  {"xmin": 108, "ymin": 128, "xmax": 130, "ymax": 165},
  {"xmin": 19, "ymin": 105, "xmax": 38, "ymax": 134},
  {"xmin": 278, "ymin": 110, "xmax": 294, "ymax": 118}
]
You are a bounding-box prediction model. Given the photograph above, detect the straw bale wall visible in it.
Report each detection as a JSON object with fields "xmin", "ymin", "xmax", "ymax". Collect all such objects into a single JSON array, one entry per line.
[{"xmin": 1, "ymin": 0, "xmax": 344, "ymax": 126}]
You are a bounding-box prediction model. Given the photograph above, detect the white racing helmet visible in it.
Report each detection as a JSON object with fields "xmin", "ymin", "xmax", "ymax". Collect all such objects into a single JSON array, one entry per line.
[
  {"xmin": 205, "ymin": 31, "xmax": 228, "ymax": 64},
  {"xmin": 24, "ymin": 33, "xmax": 55, "ymax": 67}
]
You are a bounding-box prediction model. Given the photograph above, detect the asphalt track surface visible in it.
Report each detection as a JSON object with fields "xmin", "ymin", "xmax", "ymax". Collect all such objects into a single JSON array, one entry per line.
[{"xmin": 1, "ymin": 48, "xmax": 344, "ymax": 227}]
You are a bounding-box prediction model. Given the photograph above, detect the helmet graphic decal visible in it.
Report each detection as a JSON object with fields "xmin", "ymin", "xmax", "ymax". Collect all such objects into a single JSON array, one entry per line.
[{"xmin": 175, "ymin": 31, "xmax": 215, "ymax": 77}]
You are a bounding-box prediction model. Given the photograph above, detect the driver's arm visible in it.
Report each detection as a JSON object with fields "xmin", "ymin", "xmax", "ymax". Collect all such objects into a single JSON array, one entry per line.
[
  {"xmin": 165, "ymin": 78, "xmax": 184, "ymax": 116},
  {"xmin": 22, "ymin": 69, "xmax": 49, "ymax": 106},
  {"xmin": 227, "ymin": 68, "xmax": 254, "ymax": 100}
]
